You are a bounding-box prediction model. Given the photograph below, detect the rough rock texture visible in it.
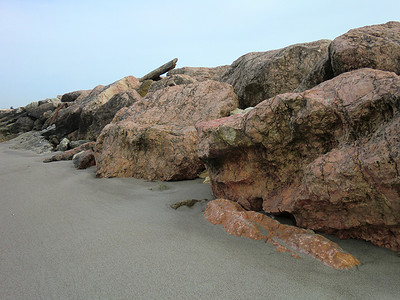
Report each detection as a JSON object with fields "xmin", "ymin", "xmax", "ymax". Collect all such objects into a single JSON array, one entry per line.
[
  {"xmin": 330, "ymin": 21, "xmax": 400, "ymax": 77},
  {"xmin": 9, "ymin": 131, "xmax": 54, "ymax": 154},
  {"xmin": 72, "ymin": 150, "xmax": 96, "ymax": 169},
  {"xmin": 221, "ymin": 40, "xmax": 331, "ymax": 108},
  {"xmin": 197, "ymin": 68, "xmax": 400, "ymax": 253},
  {"xmin": 43, "ymin": 142, "xmax": 96, "ymax": 163},
  {"xmin": 148, "ymin": 74, "xmax": 196, "ymax": 93},
  {"xmin": 0, "ymin": 99, "xmax": 63, "ymax": 140},
  {"xmin": 84, "ymin": 89, "xmax": 142, "ymax": 139},
  {"xmin": 205, "ymin": 199, "xmax": 360, "ymax": 269},
  {"xmin": 52, "ymin": 76, "xmax": 140, "ymax": 140},
  {"xmin": 295, "ymin": 53, "xmax": 334, "ymax": 92},
  {"xmin": 167, "ymin": 66, "xmax": 229, "ymax": 82},
  {"xmin": 95, "ymin": 80, "xmax": 238, "ymax": 181}
]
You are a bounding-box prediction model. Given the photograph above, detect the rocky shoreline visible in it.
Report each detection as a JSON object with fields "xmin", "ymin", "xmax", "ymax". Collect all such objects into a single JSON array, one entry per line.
[{"xmin": 1, "ymin": 21, "xmax": 400, "ymax": 269}]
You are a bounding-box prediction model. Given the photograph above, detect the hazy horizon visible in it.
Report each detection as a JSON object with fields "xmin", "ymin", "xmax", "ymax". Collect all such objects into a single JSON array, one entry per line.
[{"xmin": 1, "ymin": 0, "xmax": 399, "ymax": 109}]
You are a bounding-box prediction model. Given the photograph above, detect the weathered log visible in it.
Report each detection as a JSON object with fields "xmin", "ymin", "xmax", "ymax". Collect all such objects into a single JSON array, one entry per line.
[{"xmin": 139, "ymin": 58, "xmax": 178, "ymax": 82}]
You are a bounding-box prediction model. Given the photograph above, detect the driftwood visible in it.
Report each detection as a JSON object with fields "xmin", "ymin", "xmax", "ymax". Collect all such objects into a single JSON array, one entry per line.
[{"xmin": 139, "ymin": 58, "xmax": 178, "ymax": 82}]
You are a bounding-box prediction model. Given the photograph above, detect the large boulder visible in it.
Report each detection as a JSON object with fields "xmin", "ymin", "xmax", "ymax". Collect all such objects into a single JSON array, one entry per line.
[
  {"xmin": 220, "ymin": 40, "xmax": 331, "ymax": 108},
  {"xmin": 50, "ymin": 76, "xmax": 140, "ymax": 140},
  {"xmin": 80, "ymin": 89, "xmax": 142, "ymax": 140},
  {"xmin": 197, "ymin": 68, "xmax": 400, "ymax": 253},
  {"xmin": 330, "ymin": 21, "xmax": 400, "ymax": 77},
  {"xmin": 297, "ymin": 21, "xmax": 400, "ymax": 92},
  {"xmin": 95, "ymin": 80, "xmax": 238, "ymax": 181}
]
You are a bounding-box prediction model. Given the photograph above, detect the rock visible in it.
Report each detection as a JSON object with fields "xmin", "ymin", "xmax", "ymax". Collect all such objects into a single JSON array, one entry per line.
[
  {"xmin": 61, "ymin": 90, "xmax": 91, "ymax": 102},
  {"xmin": 78, "ymin": 76, "xmax": 141, "ymax": 140},
  {"xmin": 197, "ymin": 68, "xmax": 400, "ymax": 253},
  {"xmin": 295, "ymin": 52, "xmax": 334, "ymax": 92},
  {"xmin": 9, "ymin": 131, "xmax": 54, "ymax": 154},
  {"xmin": 69, "ymin": 140, "xmax": 91, "ymax": 149},
  {"xmin": 13, "ymin": 116, "xmax": 35, "ymax": 133},
  {"xmin": 204, "ymin": 199, "xmax": 360, "ymax": 270},
  {"xmin": 148, "ymin": 74, "xmax": 196, "ymax": 93},
  {"xmin": 137, "ymin": 80, "xmax": 153, "ymax": 97},
  {"xmin": 26, "ymin": 101, "xmax": 60, "ymax": 120},
  {"xmin": 72, "ymin": 150, "xmax": 96, "ymax": 169},
  {"xmin": 82, "ymin": 89, "xmax": 142, "ymax": 139},
  {"xmin": 330, "ymin": 21, "xmax": 400, "ymax": 77},
  {"xmin": 170, "ymin": 199, "xmax": 206, "ymax": 210},
  {"xmin": 220, "ymin": 39, "xmax": 331, "ymax": 108},
  {"xmin": 95, "ymin": 80, "xmax": 238, "ymax": 181},
  {"xmin": 50, "ymin": 76, "xmax": 140, "ymax": 140},
  {"xmin": 57, "ymin": 138, "xmax": 70, "ymax": 151},
  {"xmin": 0, "ymin": 107, "xmax": 30, "ymax": 138},
  {"xmin": 43, "ymin": 142, "xmax": 96, "ymax": 163},
  {"xmin": 167, "ymin": 66, "xmax": 229, "ymax": 82}
]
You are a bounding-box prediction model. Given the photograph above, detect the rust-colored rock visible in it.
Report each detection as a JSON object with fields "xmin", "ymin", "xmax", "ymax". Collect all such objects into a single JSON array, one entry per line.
[
  {"xmin": 204, "ymin": 199, "xmax": 360, "ymax": 270},
  {"xmin": 43, "ymin": 142, "xmax": 96, "ymax": 163},
  {"xmin": 330, "ymin": 21, "xmax": 400, "ymax": 77},
  {"xmin": 197, "ymin": 68, "xmax": 400, "ymax": 253},
  {"xmin": 221, "ymin": 40, "xmax": 331, "ymax": 108},
  {"xmin": 95, "ymin": 80, "xmax": 238, "ymax": 181},
  {"xmin": 72, "ymin": 150, "xmax": 96, "ymax": 169}
]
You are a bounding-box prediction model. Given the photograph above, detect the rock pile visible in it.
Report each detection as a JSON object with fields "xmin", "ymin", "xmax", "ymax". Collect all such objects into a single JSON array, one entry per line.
[{"xmin": 2, "ymin": 21, "xmax": 399, "ymax": 267}]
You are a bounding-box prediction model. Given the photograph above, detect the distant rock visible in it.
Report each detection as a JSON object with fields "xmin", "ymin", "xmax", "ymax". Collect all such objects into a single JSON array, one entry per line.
[
  {"xmin": 221, "ymin": 40, "xmax": 331, "ymax": 108},
  {"xmin": 95, "ymin": 80, "xmax": 238, "ymax": 181},
  {"xmin": 167, "ymin": 66, "xmax": 229, "ymax": 82},
  {"xmin": 148, "ymin": 74, "xmax": 196, "ymax": 93},
  {"xmin": 197, "ymin": 68, "xmax": 400, "ymax": 253},
  {"xmin": 204, "ymin": 199, "xmax": 360, "ymax": 269},
  {"xmin": 61, "ymin": 90, "xmax": 91, "ymax": 102}
]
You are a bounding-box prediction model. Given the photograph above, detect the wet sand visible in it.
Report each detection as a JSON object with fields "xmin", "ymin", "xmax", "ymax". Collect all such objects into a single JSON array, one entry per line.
[{"xmin": 0, "ymin": 141, "xmax": 399, "ymax": 299}]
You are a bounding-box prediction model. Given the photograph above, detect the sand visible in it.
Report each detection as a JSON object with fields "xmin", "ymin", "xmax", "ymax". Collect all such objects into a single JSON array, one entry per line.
[{"xmin": 0, "ymin": 140, "xmax": 399, "ymax": 299}]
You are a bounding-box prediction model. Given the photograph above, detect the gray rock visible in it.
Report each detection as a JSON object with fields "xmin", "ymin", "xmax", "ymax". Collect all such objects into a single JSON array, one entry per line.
[
  {"xmin": 69, "ymin": 140, "xmax": 91, "ymax": 149},
  {"xmin": 9, "ymin": 131, "xmax": 54, "ymax": 154},
  {"xmin": 221, "ymin": 40, "xmax": 331, "ymax": 108},
  {"xmin": 57, "ymin": 138, "xmax": 70, "ymax": 151}
]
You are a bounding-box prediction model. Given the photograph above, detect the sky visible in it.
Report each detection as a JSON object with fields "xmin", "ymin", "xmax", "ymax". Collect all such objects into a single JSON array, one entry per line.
[{"xmin": 0, "ymin": 0, "xmax": 399, "ymax": 109}]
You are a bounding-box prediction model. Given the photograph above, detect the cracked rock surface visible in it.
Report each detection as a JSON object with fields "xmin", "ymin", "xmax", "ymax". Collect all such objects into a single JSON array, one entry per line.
[{"xmin": 197, "ymin": 68, "xmax": 400, "ymax": 253}]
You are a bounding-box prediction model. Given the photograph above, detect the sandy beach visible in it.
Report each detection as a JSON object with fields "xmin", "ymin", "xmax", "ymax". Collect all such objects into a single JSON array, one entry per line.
[{"xmin": 0, "ymin": 140, "xmax": 399, "ymax": 299}]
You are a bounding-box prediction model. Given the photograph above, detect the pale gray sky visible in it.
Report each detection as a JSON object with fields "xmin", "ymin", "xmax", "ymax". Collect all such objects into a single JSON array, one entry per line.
[{"xmin": 1, "ymin": 0, "xmax": 399, "ymax": 108}]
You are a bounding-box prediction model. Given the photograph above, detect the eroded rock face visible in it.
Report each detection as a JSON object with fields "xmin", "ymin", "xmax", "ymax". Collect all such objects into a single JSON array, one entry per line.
[
  {"xmin": 95, "ymin": 80, "xmax": 238, "ymax": 181},
  {"xmin": 197, "ymin": 68, "xmax": 400, "ymax": 253},
  {"xmin": 330, "ymin": 21, "xmax": 400, "ymax": 77},
  {"xmin": 204, "ymin": 199, "xmax": 360, "ymax": 270},
  {"xmin": 221, "ymin": 40, "xmax": 331, "ymax": 108}
]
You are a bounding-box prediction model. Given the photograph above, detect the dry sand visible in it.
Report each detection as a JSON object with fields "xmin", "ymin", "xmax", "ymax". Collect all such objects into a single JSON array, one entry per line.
[{"xmin": 0, "ymin": 140, "xmax": 399, "ymax": 299}]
